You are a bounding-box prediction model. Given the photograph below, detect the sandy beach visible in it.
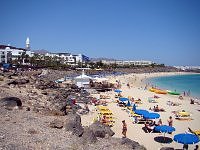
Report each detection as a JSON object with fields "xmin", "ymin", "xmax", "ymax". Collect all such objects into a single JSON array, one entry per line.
[{"xmin": 81, "ymin": 72, "xmax": 200, "ymax": 150}]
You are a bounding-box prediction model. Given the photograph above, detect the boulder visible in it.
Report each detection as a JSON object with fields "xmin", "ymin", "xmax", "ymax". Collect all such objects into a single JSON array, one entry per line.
[
  {"xmin": 89, "ymin": 121, "xmax": 115, "ymax": 138},
  {"xmin": 27, "ymin": 128, "xmax": 38, "ymax": 134},
  {"xmin": 121, "ymin": 138, "xmax": 146, "ymax": 150},
  {"xmin": 71, "ymin": 84, "xmax": 79, "ymax": 90},
  {"xmin": 81, "ymin": 127, "xmax": 97, "ymax": 143},
  {"xmin": 41, "ymin": 91, "xmax": 48, "ymax": 95},
  {"xmin": 64, "ymin": 114, "xmax": 84, "ymax": 137},
  {"xmin": 0, "ymin": 97, "xmax": 22, "ymax": 109},
  {"xmin": 49, "ymin": 119, "xmax": 64, "ymax": 129},
  {"xmin": 7, "ymin": 78, "xmax": 29, "ymax": 85},
  {"xmin": 35, "ymin": 79, "xmax": 58, "ymax": 90}
]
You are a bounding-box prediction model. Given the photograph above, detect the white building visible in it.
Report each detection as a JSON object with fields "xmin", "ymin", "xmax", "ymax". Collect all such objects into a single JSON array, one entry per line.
[
  {"xmin": 44, "ymin": 52, "xmax": 89, "ymax": 65},
  {"xmin": 101, "ymin": 60, "xmax": 152, "ymax": 66},
  {"xmin": 0, "ymin": 37, "xmax": 34, "ymax": 63}
]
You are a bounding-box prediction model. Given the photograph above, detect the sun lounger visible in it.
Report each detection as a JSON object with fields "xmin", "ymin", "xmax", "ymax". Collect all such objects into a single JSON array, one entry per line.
[
  {"xmin": 135, "ymin": 100, "xmax": 142, "ymax": 104},
  {"xmin": 148, "ymin": 97, "xmax": 157, "ymax": 103},
  {"xmin": 188, "ymin": 128, "xmax": 200, "ymax": 136},
  {"xmin": 142, "ymin": 124, "xmax": 155, "ymax": 133},
  {"xmin": 100, "ymin": 95, "xmax": 111, "ymax": 99},
  {"xmin": 167, "ymin": 101, "xmax": 181, "ymax": 106}
]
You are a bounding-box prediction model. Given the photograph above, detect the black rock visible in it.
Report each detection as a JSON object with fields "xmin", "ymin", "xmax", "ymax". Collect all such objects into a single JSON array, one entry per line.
[
  {"xmin": 26, "ymin": 107, "xmax": 31, "ymax": 111},
  {"xmin": 7, "ymin": 78, "xmax": 29, "ymax": 85},
  {"xmin": 49, "ymin": 119, "xmax": 64, "ymax": 129},
  {"xmin": 121, "ymin": 138, "xmax": 146, "ymax": 150},
  {"xmin": 41, "ymin": 91, "xmax": 48, "ymax": 95},
  {"xmin": 0, "ymin": 97, "xmax": 22, "ymax": 109},
  {"xmin": 71, "ymin": 84, "xmax": 79, "ymax": 89},
  {"xmin": 89, "ymin": 121, "xmax": 115, "ymax": 138},
  {"xmin": 64, "ymin": 114, "xmax": 84, "ymax": 137},
  {"xmin": 81, "ymin": 127, "xmax": 97, "ymax": 143}
]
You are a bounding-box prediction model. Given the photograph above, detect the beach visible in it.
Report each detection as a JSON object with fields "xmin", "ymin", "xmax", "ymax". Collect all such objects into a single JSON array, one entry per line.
[{"xmin": 81, "ymin": 72, "xmax": 200, "ymax": 150}]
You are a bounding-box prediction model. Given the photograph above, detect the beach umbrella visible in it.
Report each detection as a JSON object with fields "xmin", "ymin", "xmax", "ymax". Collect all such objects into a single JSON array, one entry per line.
[
  {"xmin": 114, "ymin": 89, "xmax": 122, "ymax": 93},
  {"xmin": 154, "ymin": 125, "xmax": 176, "ymax": 142},
  {"xmin": 154, "ymin": 125, "xmax": 175, "ymax": 133},
  {"xmin": 143, "ymin": 112, "xmax": 160, "ymax": 119},
  {"xmin": 134, "ymin": 109, "xmax": 149, "ymax": 116},
  {"xmin": 126, "ymin": 100, "xmax": 131, "ymax": 107},
  {"xmin": 174, "ymin": 133, "xmax": 200, "ymax": 145},
  {"xmin": 132, "ymin": 104, "xmax": 136, "ymax": 111},
  {"xmin": 119, "ymin": 97, "xmax": 129, "ymax": 102}
]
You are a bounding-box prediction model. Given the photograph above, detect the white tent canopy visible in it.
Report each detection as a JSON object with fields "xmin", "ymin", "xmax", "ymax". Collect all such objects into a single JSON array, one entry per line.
[{"xmin": 74, "ymin": 69, "xmax": 92, "ymax": 88}]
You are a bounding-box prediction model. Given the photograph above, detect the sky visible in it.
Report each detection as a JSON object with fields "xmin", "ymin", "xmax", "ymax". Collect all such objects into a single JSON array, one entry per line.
[{"xmin": 0, "ymin": 0, "xmax": 200, "ymax": 66}]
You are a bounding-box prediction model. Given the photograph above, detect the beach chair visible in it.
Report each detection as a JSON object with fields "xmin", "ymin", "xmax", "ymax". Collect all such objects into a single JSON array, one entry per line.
[
  {"xmin": 188, "ymin": 128, "xmax": 200, "ymax": 136},
  {"xmin": 175, "ymin": 111, "xmax": 191, "ymax": 120},
  {"xmin": 135, "ymin": 100, "xmax": 142, "ymax": 104},
  {"xmin": 142, "ymin": 124, "xmax": 155, "ymax": 133},
  {"xmin": 148, "ymin": 97, "xmax": 157, "ymax": 103}
]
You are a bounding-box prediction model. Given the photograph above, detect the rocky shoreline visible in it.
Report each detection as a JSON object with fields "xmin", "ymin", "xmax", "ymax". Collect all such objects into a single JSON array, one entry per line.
[{"xmin": 0, "ymin": 69, "xmax": 146, "ymax": 150}]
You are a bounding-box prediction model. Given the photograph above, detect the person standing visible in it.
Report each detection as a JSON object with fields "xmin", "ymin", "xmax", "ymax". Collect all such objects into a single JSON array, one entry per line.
[
  {"xmin": 157, "ymin": 119, "xmax": 162, "ymax": 126},
  {"xmin": 168, "ymin": 116, "xmax": 173, "ymax": 126},
  {"xmin": 122, "ymin": 120, "xmax": 127, "ymax": 138}
]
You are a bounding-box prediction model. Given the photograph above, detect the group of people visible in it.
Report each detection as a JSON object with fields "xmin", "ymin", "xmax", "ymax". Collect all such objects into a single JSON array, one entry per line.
[
  {"xmin": 149, "ymin": 105, "xmax": 165, "ymax": 112},
  {"xmin": 144, "ymin": 116, "xmax": 173, "ymax": 133}
]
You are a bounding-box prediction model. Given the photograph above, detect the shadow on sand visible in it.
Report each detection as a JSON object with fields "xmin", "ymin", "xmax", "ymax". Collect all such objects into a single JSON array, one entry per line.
[{"xmin": 154, "ymin": 136, "xmax": 173, "ymax": 144}]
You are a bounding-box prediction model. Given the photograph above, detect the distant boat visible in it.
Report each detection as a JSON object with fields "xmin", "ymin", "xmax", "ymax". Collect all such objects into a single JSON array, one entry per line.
[
  {"xmin": 154, "ymin": 90, "xmax": 167, "ymax": 94},
  {"xmin": 149, "ymin": 88, "xmax": 167, "ymax": 94},
  {"xmin": 167, "ymin": 90, "xmax": 180, "ymax": 95}
]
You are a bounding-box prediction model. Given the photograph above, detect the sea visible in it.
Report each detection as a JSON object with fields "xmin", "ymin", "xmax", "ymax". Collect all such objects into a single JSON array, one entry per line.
[{"xmin": 147, "ymin": 74, "xmax": 200, "ymax": 99}]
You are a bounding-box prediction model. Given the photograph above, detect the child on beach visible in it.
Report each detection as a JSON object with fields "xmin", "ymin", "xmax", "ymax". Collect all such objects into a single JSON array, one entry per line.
[{"xmin": 122, "ymin": 120, "xmax": 127, "ymax": 138}]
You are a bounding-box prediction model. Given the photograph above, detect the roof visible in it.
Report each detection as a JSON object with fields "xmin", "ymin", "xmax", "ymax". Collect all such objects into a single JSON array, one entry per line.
[{"xmin": 0, "ymin": 45, "xmax": 26, "ymax": 51}]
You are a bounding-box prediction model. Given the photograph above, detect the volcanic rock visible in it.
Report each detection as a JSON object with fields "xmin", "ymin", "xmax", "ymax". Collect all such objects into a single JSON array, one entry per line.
[
  {"xmin": 81, "ymin": 127, "xmax": 97, "ymax": 143},
  {"xmin": 7, "ymin": 78, "xmax": 29, "ymax": 85},
  {"xmin": 0, "ymin": 97, "xmax": 22, "ymax": 110},
  {"xmin": 89, "ymin": 121, "xmax": 115, "ymax": 138},
  {"xmin": 64, "ymin": 114, "xmax": 84, "ymax": 137},
  {"xmin": 49, "ymin": 119, "xmax": 64, "ymax": 129}
]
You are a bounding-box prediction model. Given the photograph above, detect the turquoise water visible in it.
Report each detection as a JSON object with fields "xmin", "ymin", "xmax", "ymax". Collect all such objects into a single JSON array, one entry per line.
[{"xmin": 148, "ymin": 74, "xmax": 200, "ymax": 98}]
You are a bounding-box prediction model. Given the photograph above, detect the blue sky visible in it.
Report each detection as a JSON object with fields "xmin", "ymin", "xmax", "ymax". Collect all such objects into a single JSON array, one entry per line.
[{"xmin": 0, "ymin": 0, "xmax": 199, "ymax": 66}]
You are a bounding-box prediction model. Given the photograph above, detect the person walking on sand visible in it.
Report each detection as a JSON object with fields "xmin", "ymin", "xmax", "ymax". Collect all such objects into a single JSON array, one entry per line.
[{"xmin": 122, "ymin": 120, "xmax": 127, "ymax": 138}]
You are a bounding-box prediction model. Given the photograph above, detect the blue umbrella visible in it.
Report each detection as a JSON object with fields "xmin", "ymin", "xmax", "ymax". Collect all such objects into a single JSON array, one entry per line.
[
  {"xmin": 132, "ymin": 104, "xmax": 136, "ymax": 111},
  {"xmin": 155, "ymin": 125, "xmax": 175, "ymax": 133},
  {"xmin": 174, "ymin": 133, "xmax": 200, "ymax": 144},
  {"xmin": 154, "ymin": 125, "xmax": 176, "ymax": 141},
  {"xmin": 134, "ymin": 109, "xmax": 149, "ymax": 116},
  {"xmin": 119, "ymin": 97, "xmax": 129, "ymax": 102},
  {"xmin": 143, "ymin": 112, "xmax": 160, "ymax": 119},
  {"xmin": 115, "ymin": 89, "xmax": 122, "ymax": 93},
  {"xmin": 126, "ymin": 100, "xmax": 131, "ymax": 107}
]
